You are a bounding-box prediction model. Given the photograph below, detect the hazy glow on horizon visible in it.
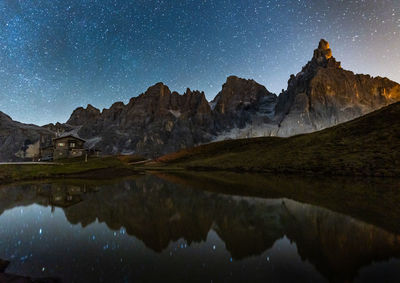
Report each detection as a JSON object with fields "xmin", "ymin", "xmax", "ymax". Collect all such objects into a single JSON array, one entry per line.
[{"xmin": 0, "ymin": 0, "xmax": 399, "ymax": 125}]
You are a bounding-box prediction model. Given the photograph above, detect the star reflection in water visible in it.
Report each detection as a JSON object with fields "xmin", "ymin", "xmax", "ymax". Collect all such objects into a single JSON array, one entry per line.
[{"xmin": 0, "ymin": 174, "xmax": 399, "ymax": 282}]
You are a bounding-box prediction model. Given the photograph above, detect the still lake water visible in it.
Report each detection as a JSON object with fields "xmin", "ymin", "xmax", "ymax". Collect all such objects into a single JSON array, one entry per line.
[{"xmin": 0, "ymin": 173, "xmax": 399, "ymax": 282}]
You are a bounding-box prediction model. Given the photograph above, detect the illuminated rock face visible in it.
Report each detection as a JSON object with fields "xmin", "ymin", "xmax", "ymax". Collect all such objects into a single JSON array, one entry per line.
[
  {"xmin": 274, "ymin": 39, "xmax": 400, "ymax": 136},
  {"xmin": 313, "ymin": 39, "xmax": 333, "ymax": 60}
]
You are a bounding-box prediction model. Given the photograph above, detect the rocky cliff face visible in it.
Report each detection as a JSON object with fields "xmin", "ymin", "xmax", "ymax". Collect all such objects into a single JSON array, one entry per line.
[
  {"xmin": 67, "ymin": 104, "xmax": 101, "ymax": 126},
  {"xmin": 68, "ymin": 83, "xmax": 215, "ymax": 156},
  {"xmin": 211, "ymin": 76, "xmax": 277, "ymax": 130},
  {"xmin": 0, "ymin": 112, "xmax": 53, "ymax": 161},
  {"xmin": 62, "ymin": 38, "xmax": 400, "ymax": 156},
  {"xmin": 275, "ymin": 39, "xmax": 400, "ymax": 136},
  {"xmin": 57, "ymin": 76, "xmax": 278, "ymax": 157},
  {"xmin": 1, "ymin": 39, "xmax": 400, "ymax": 159}
]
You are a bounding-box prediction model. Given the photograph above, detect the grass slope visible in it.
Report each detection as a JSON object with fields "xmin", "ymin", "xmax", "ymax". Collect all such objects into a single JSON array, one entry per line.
[
  {"xmin": 156, "ymin": 102, "xmax": 400, "ymax": 177},
  {"xmin": 0, "ymin": 156, "xmax": 139, "ymax": 184}
]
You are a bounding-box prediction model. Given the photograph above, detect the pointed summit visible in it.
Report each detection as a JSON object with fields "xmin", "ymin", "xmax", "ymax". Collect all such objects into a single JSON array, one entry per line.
[
  {"xmin": 142, "ymin": 82, "xmax": 171, "ymax": 98},
  {"xmin": 275, "ymin": 39, "xmax": 400, "ymax": 137},
  {"xmin": 67, "ymin": 104, "xmax": 101, "ymax": 126},
  {"xmin": 311, "ymin": 39, "xmax": 341, "ymax": 69},
  {"xmin": 314, "ymin": 39, "xmax": 333, "ymax": 60},
  {"xmin": 86, "ymin": 104, "xmax": 100, "ymax": 112},
  {"xmin": 318, "ymin": 38, "xmax": 330, "ymax": 49},
  {"xmin": 211, "ymin": 76, "xmax": 277, "ymax": 130}
]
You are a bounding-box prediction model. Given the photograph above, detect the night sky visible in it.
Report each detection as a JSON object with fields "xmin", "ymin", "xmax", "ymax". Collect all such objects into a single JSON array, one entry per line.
[{"xmin": 0, "ymin": 0, "xmax": 399, "ymax": 125}]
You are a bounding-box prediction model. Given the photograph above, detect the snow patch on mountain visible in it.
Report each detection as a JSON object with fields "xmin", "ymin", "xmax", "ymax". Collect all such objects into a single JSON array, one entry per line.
[
  {"xmin": 169, "ymin": 110, "xmax": 181, "ymax": 118},
  {"xmin": 214, "ymin": 122, "xmax": 279, "ymax": 141},
  {"xmin": 85, "ymin": 136, "xmax": 102, "ymax": 149}
]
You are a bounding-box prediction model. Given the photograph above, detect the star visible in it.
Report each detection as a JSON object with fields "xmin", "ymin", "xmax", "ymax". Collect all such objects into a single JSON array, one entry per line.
[{"xmin": 0, "ymin": 0, "xmax": 398, "ymax": 125}]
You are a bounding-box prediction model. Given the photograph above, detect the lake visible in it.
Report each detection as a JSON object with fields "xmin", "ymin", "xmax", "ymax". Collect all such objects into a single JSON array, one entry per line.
[{"xmin": 0, "ymin": 172, "xmax": 399, "ymax": 282}]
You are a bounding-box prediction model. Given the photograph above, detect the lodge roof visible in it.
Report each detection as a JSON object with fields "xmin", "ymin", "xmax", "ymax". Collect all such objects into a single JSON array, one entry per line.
[{"xmin": 53, "ymin": 134, "xmax": 86, "ymax": 142}]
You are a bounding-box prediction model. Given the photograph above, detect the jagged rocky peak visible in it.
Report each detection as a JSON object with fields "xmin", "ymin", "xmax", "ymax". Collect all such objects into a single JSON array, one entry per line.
[
  {"xmin": 87, "ymin": 104, "xmax": 100, "ymax": 111},
  {"xmin": 209, "ymin": 76, "xmax": 278, "ymax": 132},
  {"xmin": 125, "ymin": 82, "xmax": 174, "ymax": 113},
  {"xmin": 183, "ymin": 87, "xmax": 207, "ymax": 102},
  {"xmin": 275, "ymin": 39, "xmax": 400, "ymax": 137},
  {"xmin": 142, "ymin": 82, "xmax": 171, "ymax": 98},
  {"xmin": 125, "ymin": 82, "xmax": 212, "ymax": 119},
  {"xmin": 42, "ymin": 122, "xmax": 75, "ymax": 134},
  {"xmin": 183, "ymin": 87, "xmax": 205, "ymax": 97},
  {"xmin": 111, "ymin": 101, "xmax": 125, "ymax": 107},
  {"xmin": 94, "ymin": 102, "xmax": 126, "ymax": 126},
  {"xmin": 310, "ymin": 39, "xmax": 341, "ymax": 69},
  {"xmin": 296, "ymin": 39, "xmax": 342, "ymax": 75},
  {"xmin": 67, "ymin": 104, "xmax": 101, "ymax": 126},
  {"xmin": 105, "ymin": 101, "xmax": 125, "ymax": 113},
  {"xmin": 212, "ymin": 75, "xmax": 276, "ymax": 115},
  {"xmin": 184, "ymin": 87, "xmax": 193, "ymax": 94},
  {"xmin": 314, "ymin": 39, "xmax": 332, "ymax": 59},
  {"xmin": 179, "ymin": 88, "xmax": 211, "ymax": 115}
]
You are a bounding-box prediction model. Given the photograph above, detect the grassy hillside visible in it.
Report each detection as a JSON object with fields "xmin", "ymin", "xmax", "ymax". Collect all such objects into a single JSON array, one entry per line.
[
  {"xmin": 0, "ymin": 156, "xmax": 139, "ymax": 184},
  {"xmin": 155, "ymin": 102, "xmax": 400, "ymax": 177}
]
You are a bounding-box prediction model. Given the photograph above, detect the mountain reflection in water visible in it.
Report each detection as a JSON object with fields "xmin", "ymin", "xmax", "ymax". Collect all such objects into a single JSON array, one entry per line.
[{"xmin": 0, "ymin": 174, "xmax": 399, "ymax": 282}]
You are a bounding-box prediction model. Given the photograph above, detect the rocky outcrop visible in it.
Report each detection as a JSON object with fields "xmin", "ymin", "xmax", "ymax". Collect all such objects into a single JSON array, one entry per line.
[
  {"xmin": 0, "ymin": 112, "xmax": 53, "ymax": 161},
  {"xmin": 275, "ymin": 39, "xmax": 400, "ymax": 136},
  {"xmin": 42, "ymin": 122, "xmax": 75, "ymax": 135},
  {"xmin": 52, "ymin": 77, "xmax": 278, "ymax": 157},
  {"xmin": 67, "ymin": 83, "xmax": 215, "ymax": 156},
  {"xmin": 67, "ymin": 104, "xmax": 101, "ymax": 126},
  {"xmin": 211, "ymin": 76, "xmax": 277, "ymax": 130}
]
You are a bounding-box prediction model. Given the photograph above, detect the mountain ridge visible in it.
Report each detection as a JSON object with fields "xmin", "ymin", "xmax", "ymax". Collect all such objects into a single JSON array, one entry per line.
[{"xmin": 1, "ymin": 39, "xmax": 400, "ymax": 160}]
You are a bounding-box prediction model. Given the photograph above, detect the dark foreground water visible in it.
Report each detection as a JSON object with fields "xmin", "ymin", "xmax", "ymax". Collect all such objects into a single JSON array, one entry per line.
[{"xmin": 0, "ymin": 173, "xmax": 399, "ymax": 282}]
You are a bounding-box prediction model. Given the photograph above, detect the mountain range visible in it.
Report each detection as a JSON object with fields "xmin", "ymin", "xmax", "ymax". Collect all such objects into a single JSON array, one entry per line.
[
  {"xmin": 156, "ymin": 101, "xmax": 400, "ymax": 177},
  {"xmin": 1, "ymin": 39, "xmax": 400, "ymax": 161}
]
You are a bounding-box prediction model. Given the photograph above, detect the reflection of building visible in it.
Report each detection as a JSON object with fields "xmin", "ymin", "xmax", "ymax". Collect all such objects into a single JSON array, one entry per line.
[
  {"xmin": 39, "ymin": 134, "xmax": 101, "ymax": 161},
  {"xmin": 36, "ymin": 183, "xmax": 98, "ymax": 208}
]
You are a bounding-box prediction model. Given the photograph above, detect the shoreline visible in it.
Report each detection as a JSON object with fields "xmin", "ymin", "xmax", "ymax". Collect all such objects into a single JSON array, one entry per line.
[
  {"xmin": 138, "ymin": 163, "xmax": 400, "ymax": 178},
  {"xmin": 0, "ymin": 167, "xmax": 142, "ymax": 186},
  {"xmin": 0, "ymin": 157, "xmax": 142, "ymax": 186},
  {"xmin": 1, "ymin": 161, "xmax": 399, "ymax": 187}
]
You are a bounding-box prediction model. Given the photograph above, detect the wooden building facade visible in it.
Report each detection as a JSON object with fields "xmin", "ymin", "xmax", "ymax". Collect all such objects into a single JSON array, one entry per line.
[
  {"xmin": 39, "ymin": 134, "xmax": 102, "ymax": 161},
  {"xmin": 53, "ymin": 135, "xmax": 86, "ymax": 160}
]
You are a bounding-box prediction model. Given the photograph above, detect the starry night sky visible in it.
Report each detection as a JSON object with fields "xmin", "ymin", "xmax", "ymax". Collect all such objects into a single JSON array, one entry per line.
[{"xmin": 0, "ymin": 0, "xmax": 399, "ymax": 125}]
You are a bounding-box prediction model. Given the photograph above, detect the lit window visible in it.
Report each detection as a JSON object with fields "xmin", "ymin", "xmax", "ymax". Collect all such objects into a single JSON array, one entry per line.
[
  {"xmin": 58, "ymin": 142, "xmax": 65, "ymax": 147},
  {"xmin": 70, "ymin": 142, "xmax": 76, "ymax": 148}
]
